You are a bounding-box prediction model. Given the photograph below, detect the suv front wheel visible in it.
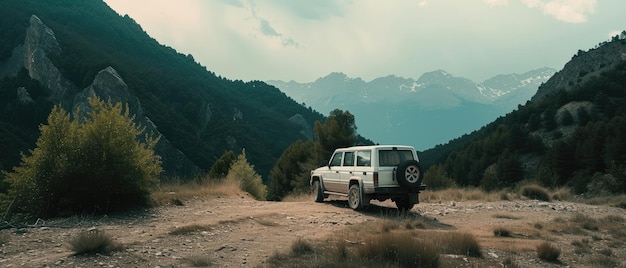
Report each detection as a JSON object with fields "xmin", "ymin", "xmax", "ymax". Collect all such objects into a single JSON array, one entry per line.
[
  {"xmin": 312, "ymin": 180, "xmax": 324, "ymax": 202},
  {"xmin": 348, "ymin": 185, "xmax": 364, "ymax": 210}
]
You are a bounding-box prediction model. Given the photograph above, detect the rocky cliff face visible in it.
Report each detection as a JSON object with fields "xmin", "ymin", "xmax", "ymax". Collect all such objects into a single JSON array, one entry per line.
[
  {"xmin": 532, "ymin": 40, "xmax": 626, "ymax": 103},
  {"xmin": 0, "ymin": 15, "xmax": 201, "ymax": 177},
  {"xmin": 0, "ymin": 15, "xmax": 76, "ymax": 104}
]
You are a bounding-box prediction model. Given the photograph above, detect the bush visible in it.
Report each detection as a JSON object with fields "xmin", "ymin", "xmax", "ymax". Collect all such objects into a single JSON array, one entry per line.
[
  {"xmin": 520, "ymin": 184, "xmax": 551, "ymax": 201},
  {"xmin": 226, "ymin": 150, "xmax": 267, "ymax": 200},
  {"xmin": 69, "ymin": 230, "xmax": 122, "ymax": 255},
  {"xmin": 536, "ymin": 242, "xmax": 560, "ymax": 262},
  {"xmin": 3, "ymin": 97, "xmax": 162, "ymax": 218}
]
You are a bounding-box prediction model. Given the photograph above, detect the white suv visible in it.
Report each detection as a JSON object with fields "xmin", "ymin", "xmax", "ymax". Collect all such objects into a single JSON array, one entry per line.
[{"xmin": 310, "ymin": 145, "xmax": 425, "ymax": 210}]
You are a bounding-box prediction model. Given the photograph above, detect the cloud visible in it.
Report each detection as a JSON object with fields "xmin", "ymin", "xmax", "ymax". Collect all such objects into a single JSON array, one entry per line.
[
  {"xmin": 269, "ymin": 0, "xmax": 350, "ymax": 20},
  {"xmin": 259, "ymin": 19, "xmax": 280, "ymax": 36},
  {"xmin": 219, "ymin": 0, "xmax": 244, "ymax": 8},
  {"xmin": 483, "ymin": 0, "xmax": 508, "ymax": 7},
  {"xmin": 520, "ymin": 0, "xmax": 596, "ymax": 23}
]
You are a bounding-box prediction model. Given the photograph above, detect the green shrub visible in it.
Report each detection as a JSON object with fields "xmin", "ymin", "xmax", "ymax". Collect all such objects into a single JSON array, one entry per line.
[
  {"xmin": 69, "ymin": 230, "xmax": 122, "ymax": 255},
  {"xmin": 226, "ymin": 150, "xmax": 267, "ymax": 200},
  {"xmin": 3, "ymin": 97, "xmax": 162, "ymax": 218}
]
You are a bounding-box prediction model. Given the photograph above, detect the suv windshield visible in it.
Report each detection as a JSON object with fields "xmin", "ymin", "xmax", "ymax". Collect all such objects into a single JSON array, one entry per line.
[{"xmin": 378, "ymin": 149, "xmax": 414, "ymax": 166}]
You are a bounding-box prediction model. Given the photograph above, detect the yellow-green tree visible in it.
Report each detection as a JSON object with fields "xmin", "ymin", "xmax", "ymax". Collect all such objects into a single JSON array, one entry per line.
[
  {"xmin": 3, "ymin": 97, "xmax": 161, "ymax": 219},
  {"xmin": 226, "ymin": 149, "xmax": 267, "ymax": 200}
]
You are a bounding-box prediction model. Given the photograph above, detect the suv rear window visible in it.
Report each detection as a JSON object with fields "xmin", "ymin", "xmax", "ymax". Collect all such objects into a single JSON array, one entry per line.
[{"xmin": 378, "ymin": 149, "xmax": 414, "ymax": 166}]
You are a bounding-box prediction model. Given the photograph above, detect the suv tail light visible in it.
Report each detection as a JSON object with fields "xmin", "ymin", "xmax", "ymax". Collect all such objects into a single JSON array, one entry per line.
[{"xmin": 373, "ymin": 172, "xmax": 378, "ymax": 187}]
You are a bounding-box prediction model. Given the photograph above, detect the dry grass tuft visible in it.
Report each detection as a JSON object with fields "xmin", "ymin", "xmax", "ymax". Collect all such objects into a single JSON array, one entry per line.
[
  {"xmin": 358, "ymin": 233, "xmax": 439, "ymax": 267},
  {"xmin": 536, "ymin": 242, "xmax": 560, "ymax": 262},
  {"xmin": 520, "ymin": 184, "xmax": 551, "ymax": 201},
  {"xmin": 291, "ymin": 238, "xmax": 314, "ymax": 256},
  {"xmin": 381, "ymin": 220, "xmax": 400, "ymax": 233},
  {"xmin": 494, "ymin": 227, "xmax": 512, "ymax": 237},
  {"xmin": 69, "ymin": 230, "xmax": 123, "ymax": 255},
  {"xmin": 442, "ymin": 232, "xmax": 483, "ymax": 257}
]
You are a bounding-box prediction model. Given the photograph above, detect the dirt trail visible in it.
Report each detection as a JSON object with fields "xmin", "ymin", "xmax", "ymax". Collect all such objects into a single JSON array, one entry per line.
[{"xmin": 0, "ymin": 193, "xmax": 624, "ymax": 267}]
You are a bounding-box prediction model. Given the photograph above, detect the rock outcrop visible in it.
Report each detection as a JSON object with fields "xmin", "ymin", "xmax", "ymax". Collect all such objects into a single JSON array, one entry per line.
[
  {"xmin": 531, "ymin": 40, "xmax": 626, "ymax": 103},
  {"xmin": 0, "ymin": 15, "xmax": 76, "ymax": 104}
]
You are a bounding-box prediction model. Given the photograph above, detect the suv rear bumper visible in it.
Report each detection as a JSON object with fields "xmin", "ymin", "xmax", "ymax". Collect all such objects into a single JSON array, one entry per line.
[{"xmin": 370, "ymin": 184, "xmax": 426, "ymax": 194}]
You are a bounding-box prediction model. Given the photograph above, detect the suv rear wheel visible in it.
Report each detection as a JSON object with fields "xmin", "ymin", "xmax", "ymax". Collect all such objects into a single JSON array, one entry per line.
[
  {"xmin": 395, "ymin": 198, "xmax": 414, "ymax": 211},
  {"xmin": 396, "ymin": 160, "xmax": 423, "ymax": 188}
]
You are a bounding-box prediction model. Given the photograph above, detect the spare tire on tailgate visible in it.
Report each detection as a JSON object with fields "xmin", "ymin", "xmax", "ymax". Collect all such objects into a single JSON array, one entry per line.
[{"xmin": 396, "ymin": 160, "xmax": 423, "ymax": 188}]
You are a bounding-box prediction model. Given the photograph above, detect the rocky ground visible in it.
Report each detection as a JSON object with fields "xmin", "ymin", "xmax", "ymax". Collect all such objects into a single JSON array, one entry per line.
[{"xmin": 0, "ymin": 192, "xmax": 625, "ymax": 267}]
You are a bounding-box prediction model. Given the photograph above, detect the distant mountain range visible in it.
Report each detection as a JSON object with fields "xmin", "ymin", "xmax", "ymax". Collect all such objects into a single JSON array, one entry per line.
[{"xmin": 267, "ymin": 68, "xmax": 556, "ymax": 150}]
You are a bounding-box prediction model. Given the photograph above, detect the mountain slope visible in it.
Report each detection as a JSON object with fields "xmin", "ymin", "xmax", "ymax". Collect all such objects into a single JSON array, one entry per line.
[
  {"xmin": 420, "ymin": 37, "xmax": 626, "ymax": 194},
  {"xmin": 267, "ymin": 68, "xmax": 555, "ymax": 150},
  {"xmin": 0, "ymin": 0, "xmax": 324, "ymax": 179}
]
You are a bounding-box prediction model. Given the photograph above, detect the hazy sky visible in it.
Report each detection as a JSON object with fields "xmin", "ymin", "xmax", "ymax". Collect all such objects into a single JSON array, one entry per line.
[{"xmin": 103, "ymin": 0, "xmax": 625, "ymax": 83}]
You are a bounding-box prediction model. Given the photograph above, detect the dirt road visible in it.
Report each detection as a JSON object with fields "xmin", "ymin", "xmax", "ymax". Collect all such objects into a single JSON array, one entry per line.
[{"xmin": 1, "ymin": 193, "xmax": 624, "ymax": 267}]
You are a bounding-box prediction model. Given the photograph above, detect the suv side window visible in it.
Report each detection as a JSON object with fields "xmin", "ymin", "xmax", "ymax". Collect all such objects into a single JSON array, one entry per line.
[
  {"xmin": 356, "ymin": 150, "xmax": 371, "ymax": 166},
  {"xmin": 343, "ymin": 151, "xmax": 355, "ymax": 167},
  {"xmin": 378, "ymin": 150, "xmax": 415, "ymax": 166},
  {"xmin": 329, "ymin": 152, "xmax": 343, "ymax": 166}
]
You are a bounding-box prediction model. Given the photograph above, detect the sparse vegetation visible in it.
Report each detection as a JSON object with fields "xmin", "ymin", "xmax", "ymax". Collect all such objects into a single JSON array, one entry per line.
[
  {"xmin": 536, "ymin": 242, "xmax": 560, "ymax": 262},
  {"xmin": 69, "ymin": 230, "xmax": 122, "ymax": 255}
]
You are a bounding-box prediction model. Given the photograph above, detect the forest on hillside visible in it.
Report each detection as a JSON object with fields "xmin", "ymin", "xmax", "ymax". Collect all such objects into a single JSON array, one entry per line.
[
  {"xmin": 422, "ymin": 42, "xmax": 626, "ymax": 195},
  {"xmin": 0, "ymin": 0, "xmax": 325, "ymax": 180}
]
